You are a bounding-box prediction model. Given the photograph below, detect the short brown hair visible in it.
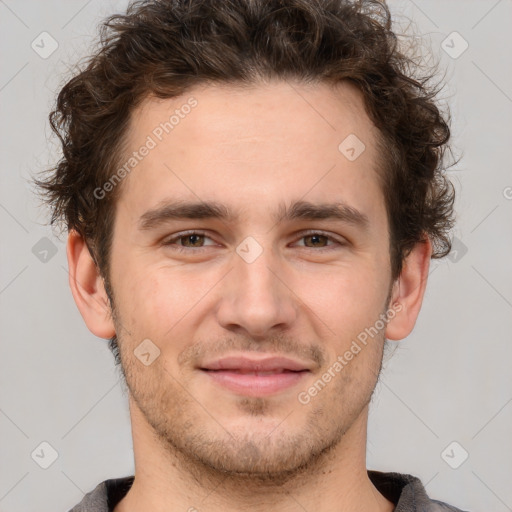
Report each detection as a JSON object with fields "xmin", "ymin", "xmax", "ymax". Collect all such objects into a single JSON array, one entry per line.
[{"xmin": 35, "ymin": 0, "xmax": 455, "ymax": 286}]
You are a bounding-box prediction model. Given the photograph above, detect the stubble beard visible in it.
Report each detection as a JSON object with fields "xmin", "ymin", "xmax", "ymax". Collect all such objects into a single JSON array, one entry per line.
[
  {"xmin": 117, "ymin": 335, "xmax": 385, "ymax": 488},
  {"xmin": 107, "ymin": 280, "xmax": 389, "ymax": 487}
]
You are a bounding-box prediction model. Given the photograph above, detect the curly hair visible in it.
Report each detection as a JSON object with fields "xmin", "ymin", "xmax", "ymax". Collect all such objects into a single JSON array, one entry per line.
[{"xmin": 35, "ymin": 0, "xmax": 455, "ymax": 288}]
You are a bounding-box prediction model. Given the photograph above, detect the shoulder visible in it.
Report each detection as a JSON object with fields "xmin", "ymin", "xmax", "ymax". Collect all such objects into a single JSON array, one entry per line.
[
  {"xmin": 68, "ymin": 476, "xmax": 134, "ymax": 512},
  {"xmin": 368, "ymin": 470, "xmax": 470, "ymax": 512},
  {"xmin": 420, "ymin": 500, "xmax": 470, "ymax": 512}
]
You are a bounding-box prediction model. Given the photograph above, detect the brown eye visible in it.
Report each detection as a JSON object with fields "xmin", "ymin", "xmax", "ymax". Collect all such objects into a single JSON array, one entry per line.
[
  {"xmin": 293, "ymin": 231, "xmax": 343, "ymax": 250},
  {"xmin": 302, "ymin": 234, "xmax": 330, "ymax": 248},
  {"xmin": 162, "ymin": 231, "xmax": 217, "ymax": 252},
  {"xmin": 179, "ymin": 234, "xmax": 205, "ymax": 247}
]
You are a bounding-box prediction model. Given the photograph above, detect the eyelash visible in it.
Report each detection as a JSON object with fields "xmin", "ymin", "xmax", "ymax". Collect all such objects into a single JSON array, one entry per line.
[{"xmin": 161, "ymin": 230, "xmax": 345, "ymax": 253}]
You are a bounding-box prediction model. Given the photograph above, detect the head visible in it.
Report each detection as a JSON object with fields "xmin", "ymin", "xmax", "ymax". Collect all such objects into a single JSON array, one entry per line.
[{"xmin": 36, "ymin": 0, "xmax": 454, "ymax": 480}]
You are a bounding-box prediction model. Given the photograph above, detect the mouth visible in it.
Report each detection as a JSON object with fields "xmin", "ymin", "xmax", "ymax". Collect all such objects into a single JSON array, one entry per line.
[{"xmin": 199, "ymin": 355, "xmax": 312, "ymax": 397}]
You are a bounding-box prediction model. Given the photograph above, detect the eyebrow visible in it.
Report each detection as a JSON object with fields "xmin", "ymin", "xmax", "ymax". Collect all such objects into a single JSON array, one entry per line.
[{"xmin": 138, "ymin": 199, "xmax": 370, "ymax": 231}]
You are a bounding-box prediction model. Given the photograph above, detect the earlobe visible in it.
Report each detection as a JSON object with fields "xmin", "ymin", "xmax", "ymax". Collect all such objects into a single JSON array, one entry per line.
[
  {"xmin": 385, "ymin": 238, "xmax": 432, "ymax": 341},
  {"xmin": 66, "ymin": 230, "xmax": 116, "ymax": 339}
]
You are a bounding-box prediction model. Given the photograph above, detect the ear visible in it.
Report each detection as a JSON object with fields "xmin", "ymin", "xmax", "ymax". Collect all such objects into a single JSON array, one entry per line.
[
  {"xmin": 66, "ymin": 230, "xmax": 116, "ymax": 339},
  {"xmin": 385, "ymin": 237, "xmax": 432, "ymax": 341}
]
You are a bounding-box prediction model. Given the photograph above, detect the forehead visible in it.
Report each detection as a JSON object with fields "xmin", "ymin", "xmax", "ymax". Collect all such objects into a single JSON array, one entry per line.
[
  {"xmin": 117, "ymin": 80, "xmax": 384, "ymax": 226},
  {"xmin": 130, "ymin": 79, "xmax": 376, "ymax": 152}
]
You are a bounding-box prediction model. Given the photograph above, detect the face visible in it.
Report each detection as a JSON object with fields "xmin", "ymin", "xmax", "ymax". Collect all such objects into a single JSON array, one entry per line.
[{"xmin": 107, "ymin": 80, "xmax": 395, "ymax": 478}]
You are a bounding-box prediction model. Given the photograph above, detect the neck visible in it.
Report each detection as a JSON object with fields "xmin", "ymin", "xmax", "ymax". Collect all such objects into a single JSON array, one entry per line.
[{"xmin": 114, "ymin": 399, "xmax": 394, "ymax": 512}]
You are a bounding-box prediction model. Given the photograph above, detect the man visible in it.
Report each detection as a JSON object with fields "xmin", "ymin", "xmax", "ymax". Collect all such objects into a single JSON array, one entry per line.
[{"xmin": 36, "ymin": 0, "xmax": 467, "ymax": 510}]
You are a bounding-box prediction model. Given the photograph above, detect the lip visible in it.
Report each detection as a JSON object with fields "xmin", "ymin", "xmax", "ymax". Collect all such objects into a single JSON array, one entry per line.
[
  {"xmin": 201, "ymin": 355, "xmax": 312, "ymax": 372},
  {"xmin": 199, "ymin": 355, "xmax": 312, "ymax": 397}
]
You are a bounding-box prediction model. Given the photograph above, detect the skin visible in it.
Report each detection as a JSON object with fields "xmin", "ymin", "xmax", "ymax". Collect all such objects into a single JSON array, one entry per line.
[{"xmin": 67, "ymin": 80, "xmax": 431, "ymax": 512}]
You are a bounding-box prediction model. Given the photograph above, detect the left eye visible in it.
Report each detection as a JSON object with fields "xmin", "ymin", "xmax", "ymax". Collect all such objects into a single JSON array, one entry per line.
[
  {"xmin": 162, "ymin": 232, "xmax": 215, "ymax": 249},
  {"xmin": 295, "ymin": 233, "xmax": 336, "ymax": 249}
]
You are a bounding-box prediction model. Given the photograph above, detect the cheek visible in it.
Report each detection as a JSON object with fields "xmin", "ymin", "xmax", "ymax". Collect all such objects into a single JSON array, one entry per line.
[
  {"xmin": 300, "ymin": 264, "xmax": 389, "ymax": 326},
  {"xmin": 118, "ymin": 264, "xmax": 215, "ymax": 345}
]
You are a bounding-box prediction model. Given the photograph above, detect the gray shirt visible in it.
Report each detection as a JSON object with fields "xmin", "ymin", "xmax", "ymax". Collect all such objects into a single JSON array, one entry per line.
[{"xmin": 68, "ymin": 470, "xmax": 468, "ymax": 511}]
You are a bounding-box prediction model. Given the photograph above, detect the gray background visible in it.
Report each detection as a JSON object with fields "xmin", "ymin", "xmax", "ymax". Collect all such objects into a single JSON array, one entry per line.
[{"xmin": 1, "ymin": 0, "xmax": 511, "ymax": 511}]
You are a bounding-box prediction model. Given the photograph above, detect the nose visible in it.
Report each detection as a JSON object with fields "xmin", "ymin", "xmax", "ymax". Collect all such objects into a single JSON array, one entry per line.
[{"xmin": 215, "ymin": 244, "xmax": 298, "ymax": 339}]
